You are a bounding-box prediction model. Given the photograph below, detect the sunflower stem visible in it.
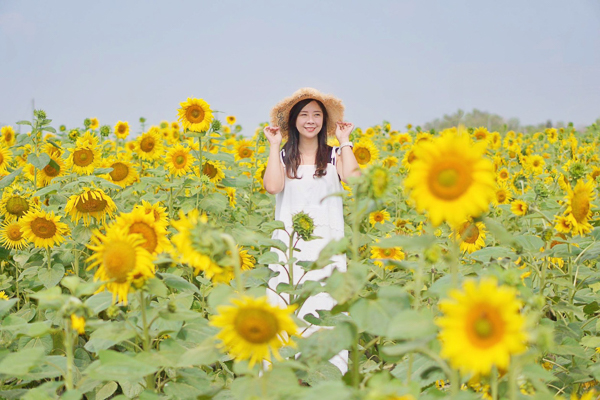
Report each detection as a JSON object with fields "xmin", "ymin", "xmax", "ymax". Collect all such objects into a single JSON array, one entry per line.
[
  {"xmin": 287, "ymin": 230, "xmax": 296, "ymax": 306},
  {"xmin": 351, "ymin": 331, "xmax": 360, "ymax": 389},
  {"xmin": 491, "ymin": 365, "xmax": 498, "ymax": 400},
  {"xmin": 64, "ymin": 318, "xmax": 75, "ymax": 391},
  {"xmin": 46, "ymin": 247, "xmax": 52, "ymax": 270},
  {"xmin": 139, "ymin": 291, "xmax": 155, "ymax": 390},
  {"xmin": 508, "ymin": 358, "xmax": 518, "ymax": 400},
  {"xmin": 223, "ymin": 234, "xmax": 243, "ymax": 294}
]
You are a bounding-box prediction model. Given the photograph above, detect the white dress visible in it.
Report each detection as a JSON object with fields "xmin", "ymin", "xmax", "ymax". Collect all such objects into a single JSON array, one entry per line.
[{"xmin": 267, "ymin": 146, "xmax": 348, "ymax": 373}]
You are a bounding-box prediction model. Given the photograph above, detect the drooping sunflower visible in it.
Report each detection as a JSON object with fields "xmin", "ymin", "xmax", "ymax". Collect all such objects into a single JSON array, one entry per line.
[
  {"xmin": 136, "ymin": 128, "xmax": 164, "ymax": 161},
  {"xmin": 65, "ymin": 188, "xmax": 117, "ymax": 227},
  {"xmin": 0, "ymin": 220, "xmax": 28, "ymax": 250},
  {"xmin": 238, "ymin": 246, "xmax": 256, "ymax": 271},
  {"xmin": 369, "ymin": 210, "xmax": 391, "ymax": 226},
  {"xmin": 114, "ymin": 207, "xmax": 170, "ymax": 255},
  {"xmin": 87, "ymin": 226, "xmax": 155, "ymax": 305},
  {"xmin": 210, "ymin": 296, "xmax": 298, "ymax": 367},
  {"xmin": 353, "ymin": 139, "xmax": 380, "ymax": 168},
  {"xmin": 37, "ymin": 154, "xmax": 66, "ymax": 187},
  {"xmin": 166, "ymin": 144, "xmax": 196, "ymax": 176},
  {"xmin": 103, "ymin": 158, "xmax": 139, "ymax": 188},
  {"xmin": 234, "ymin": 139, "xmax": 254, "ymax": 162},
  {"xmin": 404, "ymin": 132, "xmax": 496, "ymax": 227},
  {"xmin": 436, "ymin": 278, "xmax": 527, "ymax": 375},
  {"xmin": 224, "ymin": 187, "xmax": 237, "ymax": 208},
  {"xmin": 114, "ymin": 121, "xmax": 130, "ymax": 139},
  {"xmin": 564, "ymin": 179, "xmax": 596, "ymax": 236},
  {"xmin": 0, "ymin": 186, "xmax": 38, "ymax": 222},
  {"xmin": 452, "ymin": 220, "xmax": 487, "ymax": 254},
  {"xmin": 511, "ymin": 200, "xmax": 528, "ymax": 216},
  {"xmin": 253, "ymin": 161, "xmax": 267, "ymax": 189},
  {"xmin": 1, "ymin": 126, "xmax": 16, "ymax": 146},
  {"xmin": 177, "ymin": 97, "xmax": 214, "ymax": 133},
  {"xmin": 201, "ymin": 160, "xmax": 225, "ymax": 183},
  {"xmin": 66, "ymin": 145, "xmax": 100, "ymax": 175},
  {"xmin": 20, "ymin": 209, "xmax": 70, "ymax": 248},
  {"xmin": 0, "ymin": 144, "xmax": 13, "ymax": 174}
]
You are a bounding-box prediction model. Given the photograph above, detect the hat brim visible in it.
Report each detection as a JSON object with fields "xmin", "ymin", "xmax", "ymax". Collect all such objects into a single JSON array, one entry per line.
[{"xmin": 270, "ymin": 87, "xmax": 345, "ymax": 138}]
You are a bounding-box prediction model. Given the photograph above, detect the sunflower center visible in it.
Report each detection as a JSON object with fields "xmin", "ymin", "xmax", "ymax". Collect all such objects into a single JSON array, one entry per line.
[
  {"xmin": 203, "ymin": 162, "xmax": 217, "ymax": 178},
  {"xmin": 428, "ymin": 160, "xmax": 472, "ymax": 201},
  {"xmin": 74, "ymin": 149, "xmax": 94, "ymax": 167},
  {"xmin": 43, "ymin": 163, "xmax": 60, "ymax": 177},
  {"xmin": 118, "ymin": 124, "xmax": 127, "ymax": 134},
  {"xmin": 460, "ymin": 223, "xmax": 479, "ymax": 244},
  {"xmin": 0, "ymin": 153, "xmax": 3, "ymax": 164},
  {"xmin": 186, "ymin": 105, "xmax": 205, "ymax": 123},
  {"xmin": 374, "ymin": 213, "xmax": 384, "ymax": 222},
  {"xmin": 7, "ymin": 224, "xmax": 23, "ymax": 241},
  {"xmin": 234, "ymin": 307, "xmax": 279, "ymax": 344},
  {"xmin": 355, "ymin": 148, "xmax": 371, "ymax": 165},
  {"xmin": 103, "ymin": 240, "xmax": 137, "ymax": 283},
  {"xmin": 239, "ymin": 147, "xmax": 252, "ymax": 159},
  {"xmin": 500, "ymin": 171, "xmax": 509, "ymax": 179},
  {"xmin": 75, "ymin": 194, "xmax": 108, "ymax": 213},
  {"xmin": 571, "ymin": 191, "xmax": 590, "ymax": 223},
  {"xmin": 466, "ymin": 305, "xmax": 504, "ymax": 348},
  {"xmin": 382, "ymin": 248, "xmax": 393, "ymax": 257},
  {"xmin": 496, "ymin": 191, "xmax": 506, "ymax": 203},
  {"xmin": 406, "ymin": 151, "xmax": 416, "ymax": 164},
  {"xmin": 110, "ymin": 162, "xmax": 129, "ymax": 182},
  {"xmin": 30, "ymin": 217, "xmax": 57, "ymax": 239},
  {"xmin": 140, "ymin": 137, "xmax": 155, "ymax": 152},
  {"xmin": 129, "ymin": 222, "xmax": 158, "ymax": 253},
  {"xmin": 6, "ymin": 196, "xmax": 29, "ymax": 217},
  {"xmin": 175, "ymin": 155, "xmax": 186, "ymax": 167}
]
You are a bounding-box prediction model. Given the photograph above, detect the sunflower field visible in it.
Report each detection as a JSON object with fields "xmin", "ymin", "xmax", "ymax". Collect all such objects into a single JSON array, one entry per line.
[{"xmin": 0, "ymin": 100, "xmax": 599, "ymax": 400}]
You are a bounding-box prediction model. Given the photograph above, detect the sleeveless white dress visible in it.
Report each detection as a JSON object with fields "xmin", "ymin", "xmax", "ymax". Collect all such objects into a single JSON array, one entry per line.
[{"xmin": 267, "ymin": 146, "xmax": 348, "ymax": 373}]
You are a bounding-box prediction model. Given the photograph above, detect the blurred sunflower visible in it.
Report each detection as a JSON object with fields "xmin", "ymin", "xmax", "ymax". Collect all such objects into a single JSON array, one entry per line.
[
  {"xmin": 401, "ymin": 148, "xmax": 417, "ymax": 170},
  {"xmin": 353, "ymin": 139, "xmax": 379, "ymax": 168},
  {"xmin": 369, "ymin": 210, "xmax": 390, "ymax": 226},
  {"xmin": 526, "ymin": 155, "xmax": 545, "ymax": 175},
  {"xmin": 114, "ymin": 121, "xmax": 129, "ymax": 139},
  {"xmin": 554, "ymin": 215, "xmax": 573, "ymax": 234},
  {"xmin": 37, "ymin": 154, "xmax": 66, "ymax": 187},
  {"xmin": 238, "ymin": 246, "xmax": 255, "ymax": 270},
  {"xmin": 136, "ymin": 128, "xmax": 164, "ymax": 161},
  {"xmin": 493, "ymin": 183, "xmax": 513, "ymax": 206},
  {"xmin": 397, "ymin": 133, "xmax": 412, "ymax": 147},
  {"xmin": 0, "ymin": 186, "xmax": 37, "ymax": 222},
  {"xmin": 104, "ymin": 158, "xmax": 138, "ymax": 188},
  {"xmin": 0, "ymin": 220, "xmax": 28, "ymax": 250},
  {"xmin": 472, "ymin": 127, "xmax": 489, "ymax": 142},
  {"xmin": 226, "ymin": 116, "xmax": 236, "ymax": 125},
  {"xmin": 171, "ymin": 209, "xmax": 215, "ymax": 274},
  {"xmin": 254, "ymin": 161, "xmax": 267, "ymax": 189},
  {"xmin": 114, "ymin": 207, "xmax": 170, "ymax": 255},
  {"xmin": 66, "ymin": 145, "xmax": 100, "ymax": 175},
  {"xmin": 0, "ymin": 144, "xmax": 13, "ymax": 174},
  {"xmin": 89, "ymin": 117, "xmax": 99, "ymax": 130},
  {"xmin": 382, "ymin": 156, "xmax": 399, "ymax": 168},
  {"xmin": 370, "ymin": 241, "xmax": 405, "ymax": 269},
  {"xmin": 404, "ymin": 131, "xmax": 496, "ymax": 226},
  {"xmin": 76, "ymin": 131, "xmax": 99, "ymax": 148},
  {"xmin": 234, "ymin": 139, "xmax": 254, "ymax": 162},
  {"xmin": 497, "ymin": 168, "xmax": 510, "ymax": 182},
  {"xmin": 452, "ymin": 220, "xmax": 487, "ymax": 253},
  {"xmin": 1, "ymin": 126, "xmax": 16, "ymax": 146},
  {"xmin": 20, "ymin": 209, "xmax": 70, "ymax": 248},
  {"xmin": 87, "ymin": 226, "xmax": 155, "ymax": 305},
  {"xmin": 202, "ymin": 160, "xmax": 225, "ymax": 183},
  {"xmin": 511, "ymin": 200, "xmax": 528, "ymax": 216},
  {"xmin": 564, "ymin": 179, "xmax": 596, "ymax": 236},
  {"xmin": 177, "ymin": 97, "xmax": 214, "ymax": 132},
  {"xmin": 65, "ymin": 188, "xmax": 117, "ymax": 227},
  {"xmin": 210, "ymin": 296, "xmax": 298, "ymax": 367},
  {"xmin": 224, "ymin": 187, "xmax": 237, "ymax": 208},
  {"xmin": 166, "ymin": 144, "xmax": 195, "ymax": 177},
  {"xmin": 135, "ymin": 200, "xmax": 169, "ymax": 227},
  {"xmin": 436, "ymin": 278, "xmax": 526, "ymax": 375}
]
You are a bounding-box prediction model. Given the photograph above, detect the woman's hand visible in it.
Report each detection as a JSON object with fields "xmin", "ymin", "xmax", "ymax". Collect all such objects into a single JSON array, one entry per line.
[
  {"xmin": 264, "ymin": 125, "xmax": 282, "ymax": 146},
  {"xmin": 335, "ymin": 121, "xmax": 354, "ymax": 143}
]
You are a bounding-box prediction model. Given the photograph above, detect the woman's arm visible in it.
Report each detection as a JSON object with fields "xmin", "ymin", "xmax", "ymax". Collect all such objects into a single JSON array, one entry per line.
[
  {"xmin": 335, "ymin": 122, "xmax": 361, "ymax": 183},
  {"xmin": 263, "ymin": 125, "xmax": 285, "ymax": 194}
]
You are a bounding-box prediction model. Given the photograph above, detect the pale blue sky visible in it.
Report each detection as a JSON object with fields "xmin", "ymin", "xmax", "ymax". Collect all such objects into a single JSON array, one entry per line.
[{"xmin": 1, "ymin": 0, "xmax": 599, "ymax": 135}]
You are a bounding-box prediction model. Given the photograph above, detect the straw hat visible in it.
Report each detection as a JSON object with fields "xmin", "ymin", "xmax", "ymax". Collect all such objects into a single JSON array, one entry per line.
[{"xmin": 270, "ymin": 87, "xmax": 345, "ymax": 138}]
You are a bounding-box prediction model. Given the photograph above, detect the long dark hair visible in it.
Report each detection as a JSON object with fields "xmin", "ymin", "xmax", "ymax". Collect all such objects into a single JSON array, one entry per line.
[{"xmin": 282, "ymin": 98, "xmax": 331, "ymax": 179}]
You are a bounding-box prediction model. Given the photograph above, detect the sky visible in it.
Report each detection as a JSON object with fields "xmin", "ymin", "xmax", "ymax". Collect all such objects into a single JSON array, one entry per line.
[{"xmin": 1, "ymin": 0, "xmax": 599, "ymax": 136}]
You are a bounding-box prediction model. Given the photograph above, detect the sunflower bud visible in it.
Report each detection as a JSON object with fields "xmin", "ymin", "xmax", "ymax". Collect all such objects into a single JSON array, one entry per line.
[
  {"xmin": 211, "ymin": 119, "xmax": 222, "ymax": 132},
  {"xmin": 68, "ymin": 129, "xmax": 79, "ymax": 141},
  {"xmin": 106, "ymin": 305, "xmax": 120, "ymax": 319},
  {"xmin": 168, "ymin": 301, "xmax": 177, "ymax": 313},
  {"xmin": 59, "ymin": 125, "xmax": 66, "ymax": 132},
  {"xmin": 541, "ymin": 229, "xmax": 553, "ymax": 242},
  {"xmin": 292, "ymin": 211, "xmax": 315, "ymax": 241},
  {"xmin": 534, "ymin": 183, "xmax": 550, "ymax": 198},
  {"xmin": 568, "ymin": 162, "xmax": 586, "ymax": 181},
  {"xmin": 100, "ymin": 125, "xmax": 111, "ymax": 137},
  {"xmin": 424, "ymin": 245, "xmax": 441, "ymax": 264},
  {"xmin": 35, "ymin": 109, "xmax": 47, "ymax": 119}
]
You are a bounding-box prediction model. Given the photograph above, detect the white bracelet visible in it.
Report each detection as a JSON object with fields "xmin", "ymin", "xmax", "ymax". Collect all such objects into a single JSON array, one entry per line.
[{"xmin": 336, "ymin": 141, "xmax": 353, "ymax": 155}]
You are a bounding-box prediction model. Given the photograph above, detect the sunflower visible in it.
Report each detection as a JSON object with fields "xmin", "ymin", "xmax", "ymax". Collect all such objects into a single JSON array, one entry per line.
[
  {"xmin": 472, "ymin": 127, "xmax": 489, "ymax": 142},
  {"xmin": 369, "ymin": 210, "xmax": 391, "ymax": 226},
  {"xmin": 226, "ymin": 116, "xmax": 236, "ymax": 125},
  {"xmin": 114, "ymin": 121, "xmax": 130, "ymax": 139},
  {"xmin": 353, "ymin": 139, "xmax": 380, "ymax": 168},
  {"xmin": 493, "ymin": 184, "xmax": 513, "ymax": 206},
  {"xmin": 436, "ymin": 278, "xmax": 527, "ymax": 375},
  {"xmin": 234, "ymin": 139, "xmax": 254, "ymax": 162},
  {"xmin": 0, "ymin": 144, "xmax": 13, "ymax": 174},
  {"xmin": 210, "ymin": 296, "xmax": 298, "ymax": 367},
  {"xmin": 135, "ymin": 200, "xmax": 169, "ymax": 227},
  {"xmin": 0, "ymin": 220, "xmax": 28, "ymax": 250},
  {"xmin": 254, "ymin": 161, "xmax": 267, "ymax": 189},
  {"xmin": 1, "ymin": 126, "xmax": 16, "ymax": 146},
  {"xmin": 104, "ymin": 158, "xmax": 138, "ymax": 188},
  {"xmin": 65, "ymin": 188, "xmax": 117, "ymax": 227},
  {"xmin": 66, "ymin": 145, "xmax": 100, "ymax": 175},
  {"xmin": 114, "ymin": 207, "xmax": 170, "ymax": 255},
  {"xmin": 0, "ymin": 291, "xmax": 8, "ymax": 300},
  {"xmin": 20, "ymin": 209, "xmax": 70, "ymax": 248},
  {"xmin": 136, "ymin": 128, "xmax": 164, "ymax": 161},
  {"xmin": 526, "ymin": 155, "xmax": 545, "ymax": 175},
  {"xmin": 177, "ymin": 97, "xmax": 214, "ymax": 133},
  {"xmin": 87, "ymin": 225, "xmax": 155, "ymax": 305},
  {"xmin": 89, "ymin": 117, "xmax": 99, "ymax": 130},
  {"xmin": 497, "ymin": 168, "xmax": 510, "ymax": 182},
  {"xmin": 404, "ymin": 132, "xmax": 496, "ymax": 227},
  {"xmin": 511, "ymin": 200, "xmax": 528, "ymax": 216},
  {"xmin": 554, "ymin": 216, "xmax": 573, "ymax": 234},
  {"xmin": 224, "ymin": 187, "xmax": 237, "ymax": 208},
  {"xmin": 452, "ymin": 220, "xmax": 487, "ymax": 254},
  {"xmin": 401, "ymin": 148, "xmax": 418, "ymax": 170},
  {"xmin": 202, "ymin": 160, "xmax": 225, "ymax": 183},
  {"xmin": 71, "ymin": 314, "xmax": 86, "ymax": 335},
  {"xmin": 564, "ymin": 179, "xmax": 596, "ymax": 236},
  {"xmin": 382, "ymin": 156, "xmax": 399, "ymax": 168},
  {"xmin": 166, "ymin": 144, "xmax": 195, "ymax": 176},
  {"xmin": 370, "ymin": 243, "xmax": 405, "ymax": 269},
  {"xmin": 238, "ymin": 246, "xmax": 255, "ymax": 271},
  {"xmin": 37, "ymin": 154, "xmax": 66, "ymax": 187},
  {"xmin": 0, "ymin": 186, "xmax": 38, "ymax": 222}
]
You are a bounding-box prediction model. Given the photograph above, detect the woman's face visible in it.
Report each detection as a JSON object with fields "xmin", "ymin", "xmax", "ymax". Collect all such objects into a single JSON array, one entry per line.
[{"xmin": 295, "ymin": 100, "xmax": 323, "ymax": 140}]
